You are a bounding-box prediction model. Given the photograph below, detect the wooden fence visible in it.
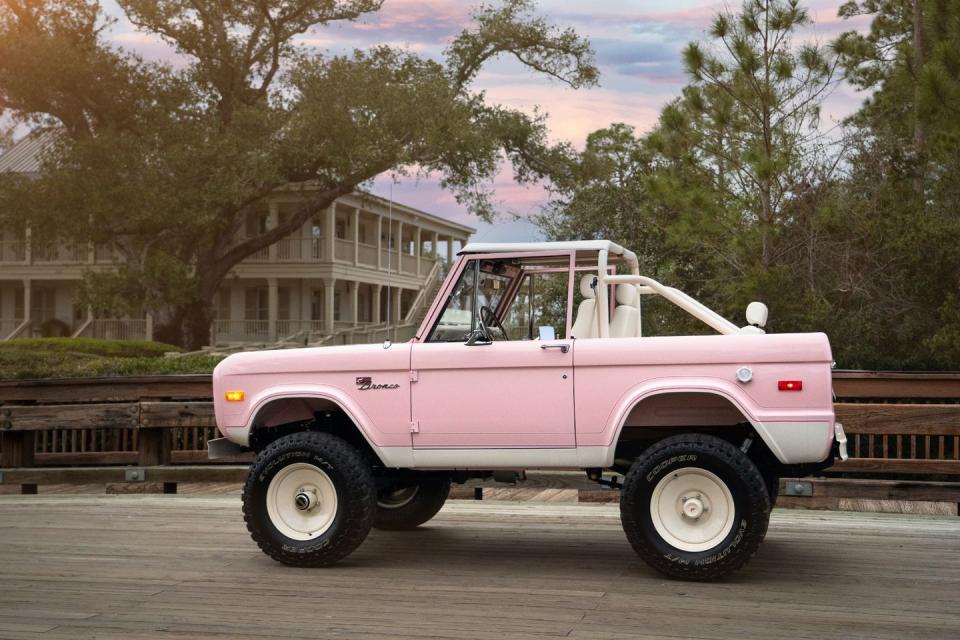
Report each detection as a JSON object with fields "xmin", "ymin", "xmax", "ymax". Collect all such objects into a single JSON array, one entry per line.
[{"xmin": 0, "ymin": 372, "xmax": 958, "ymax": 496}]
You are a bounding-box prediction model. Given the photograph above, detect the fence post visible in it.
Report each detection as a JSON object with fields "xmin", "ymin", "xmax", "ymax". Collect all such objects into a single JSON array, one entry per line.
[
  {"xmin": 138, "ymin": 428, "xmax": 171, "ymax": 467},
  {"xmin": 0, "ymin": 426, "xmax": 37, "ymax": 494}
]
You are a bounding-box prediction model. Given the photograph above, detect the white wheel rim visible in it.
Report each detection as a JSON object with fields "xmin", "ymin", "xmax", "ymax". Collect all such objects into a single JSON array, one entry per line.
[
  {"xmin": 378, "ymin": 486, "xmax": 419, "ymax": 510},
  {"xmin": 266, "ymin": 463, "xmax": 338, "ymax": 541},
  {"xmin": 649, "ymin": 467, "xmax": 735, "ymax": 552}
]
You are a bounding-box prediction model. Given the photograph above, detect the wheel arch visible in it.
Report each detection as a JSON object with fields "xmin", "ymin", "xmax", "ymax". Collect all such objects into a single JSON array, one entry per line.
[
  {"xmin": 243, "ymin": 387, "xmax": 388, "ymax": 465},
  {"xmin": 608, "ymin": 381, "xmax": 788, "ymax": 464}
]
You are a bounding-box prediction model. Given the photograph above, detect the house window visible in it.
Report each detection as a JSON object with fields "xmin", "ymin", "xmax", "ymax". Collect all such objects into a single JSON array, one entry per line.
[
  {"xmin": 245, "ymin": 211, "xmax": 268, "ymax": 237},
  {"xmin": 217, "ymin": 289, "xmax": 231, "ymax": 320},
  {"xmin": 245, "ymin": 287, "xmax": 268, "ymax": 321}
]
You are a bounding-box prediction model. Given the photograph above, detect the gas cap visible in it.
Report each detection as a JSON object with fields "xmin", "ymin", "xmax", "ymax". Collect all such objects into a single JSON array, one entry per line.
[{"xmin": 736, "ymin": 367, "xmax": 753, "ymax": 383}]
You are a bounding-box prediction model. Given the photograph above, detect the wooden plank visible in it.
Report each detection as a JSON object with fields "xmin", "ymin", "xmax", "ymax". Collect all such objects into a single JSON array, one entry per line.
[
  {"xmin": 1, "ymin": 496, "xmax": 958, "ymax": 640},
  {"xmin": 170, "ymin": 450, "xmax": 253, "ymax": 465},
  {"xmin": 138, "ymin": 429, "xmax": 171, "ymax": 466},
  {"xmin": 2, "ymin": 403, "xmax": 139, "ymax": 431},
  {"xmin": 832, "ymin": 370, "xmax": 960, "ymax": 398},
  {"xmin": 140, "ymin": 401, "xmax": 215, "ymax": 428},
  {"xmin": 0, "ymin": 465, "xmax": 249, "ymax": 484},
  {"xmin": 0, "ymin": 375, "xmax": 213, "ymax": 403},
  {"xmin": 34, "ymin": 452, "xmax": 138, "ymax": 466},
  {"xmin": 799, "ymin": 477, "xmax": 960, "ymax": 502},
  {"xmin": 830, "ymin": 457, "xmax": 960, "ymax": 474},
  {"xmin": 0, "ymin": 431, "xmax": 34, "ymax": 467},
  {"xmin": 0, "ymin": 372, "xmax": 955, "ymax": 407},
  {"xmin": 836, "ymin": 403, "xmax": 960, "ymax": 436}
]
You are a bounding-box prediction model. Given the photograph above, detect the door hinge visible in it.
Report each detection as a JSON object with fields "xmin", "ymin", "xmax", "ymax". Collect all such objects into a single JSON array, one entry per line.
[
  {"xmin": 409, "ymin": 370, "xmax": 419, "ymax": 382},
  {"xmin": 409, "ymin": 420, "xmax": 420, "ymax": 434}
]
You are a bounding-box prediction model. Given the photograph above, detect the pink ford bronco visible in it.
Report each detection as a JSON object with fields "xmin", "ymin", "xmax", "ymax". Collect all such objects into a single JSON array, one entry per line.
[{"xmin": 210, "ymin": 240, "xmax": 848, "ymax": 580}]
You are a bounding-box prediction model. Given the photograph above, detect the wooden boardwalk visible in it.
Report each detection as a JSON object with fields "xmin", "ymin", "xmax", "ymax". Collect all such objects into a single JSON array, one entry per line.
[{"xmin": 0, "ymin": 497, "xmax": 958, "ymax": 639}]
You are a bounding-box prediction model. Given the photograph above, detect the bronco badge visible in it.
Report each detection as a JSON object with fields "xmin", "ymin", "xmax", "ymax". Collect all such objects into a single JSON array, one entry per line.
[{"xmin": 356, "ymin": 376, "xmax": 400, "ymax": 391}]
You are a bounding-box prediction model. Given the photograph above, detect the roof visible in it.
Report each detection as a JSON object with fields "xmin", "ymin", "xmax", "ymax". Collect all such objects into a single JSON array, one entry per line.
[
  {"xmin": 345, "ymin": 191, "xmax": 476, "ymax": 235},
  {"xmin": 0, "ymin": 128, "xmax": 59, "ymax": 176}
]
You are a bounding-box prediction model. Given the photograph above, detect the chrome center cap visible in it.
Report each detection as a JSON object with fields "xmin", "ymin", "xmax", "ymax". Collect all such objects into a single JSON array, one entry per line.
[{"xmin": 682, "ymin": 496, "xmax": 705, "ymax": 519}]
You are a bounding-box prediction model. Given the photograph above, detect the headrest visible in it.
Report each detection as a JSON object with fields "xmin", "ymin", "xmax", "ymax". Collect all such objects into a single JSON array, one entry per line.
[
  {"xmin": 579, "ymin": 274, "xmax": 597, "ymax": 299},
  {"xmin": 745, "ymin": 301, "xmax": 768, "ymax": 327},
  {"xmin": 616, "ymin": 284, "xmax": 637, "ymax": 306}
]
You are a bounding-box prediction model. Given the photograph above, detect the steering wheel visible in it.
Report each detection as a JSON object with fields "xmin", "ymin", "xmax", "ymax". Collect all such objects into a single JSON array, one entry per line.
[{"xmin": 479, "ymin": 305, "xmax": 509, "ymax": 341}]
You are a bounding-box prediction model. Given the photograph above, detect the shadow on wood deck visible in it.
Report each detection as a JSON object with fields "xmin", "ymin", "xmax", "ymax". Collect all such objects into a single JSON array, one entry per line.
[{"xmin": 0, "ymin": 496, "xmax": 958, "ymax": 639}]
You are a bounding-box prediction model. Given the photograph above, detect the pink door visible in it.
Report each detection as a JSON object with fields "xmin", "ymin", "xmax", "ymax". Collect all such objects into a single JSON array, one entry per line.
[{"xmin": 410, "ymin": 340, "xmax": 575, "ymax": 448}]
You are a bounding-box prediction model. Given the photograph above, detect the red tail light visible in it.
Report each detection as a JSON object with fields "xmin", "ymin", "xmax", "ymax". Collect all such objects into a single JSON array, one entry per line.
[{"xmin": 778, "ymin": 380, "xmax": 803, "ymax": 391}]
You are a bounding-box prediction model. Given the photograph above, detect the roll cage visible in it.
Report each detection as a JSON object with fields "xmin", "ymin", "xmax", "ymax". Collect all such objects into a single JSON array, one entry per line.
[{"xmin": 415, "ymin": 241, "xmax": 763, "ymax": 343}]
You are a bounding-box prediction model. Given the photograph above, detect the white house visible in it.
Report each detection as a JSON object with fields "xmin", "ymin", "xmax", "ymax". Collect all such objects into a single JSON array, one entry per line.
[{"xmin": 0, "ymin": 131, "xmax": 474, "ymax": 346}]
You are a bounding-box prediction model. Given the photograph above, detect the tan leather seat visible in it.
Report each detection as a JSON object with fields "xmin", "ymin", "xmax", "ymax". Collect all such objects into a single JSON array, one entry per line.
[
  {"xmin": 610, "ymin": 284, "xmax": 640, "ymax": 338},
  {"xmin": 570, "ymin": 274, "xmax": 598, "ymax": 339}
]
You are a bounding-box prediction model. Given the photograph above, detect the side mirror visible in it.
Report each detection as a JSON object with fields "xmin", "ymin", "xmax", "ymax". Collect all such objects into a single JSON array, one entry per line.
[
  {"xmin": 465, "ymin": 328, "xmax": 492, "ymax": 346},
  {"xmin": 745, "ymin": 301, "xmax": 768, "ymax": 328}
]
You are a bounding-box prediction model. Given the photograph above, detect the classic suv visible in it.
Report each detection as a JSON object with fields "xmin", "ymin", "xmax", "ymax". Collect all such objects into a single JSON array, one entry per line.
[{"xmin": 210, "ymin": 240, "xmax": 847, "ymax": 580}]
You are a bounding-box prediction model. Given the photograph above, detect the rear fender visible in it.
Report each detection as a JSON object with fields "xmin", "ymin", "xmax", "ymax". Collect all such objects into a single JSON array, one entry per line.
[{"xmin": 606, "ymin": 378, "xmax": 788, "ymax": 464}]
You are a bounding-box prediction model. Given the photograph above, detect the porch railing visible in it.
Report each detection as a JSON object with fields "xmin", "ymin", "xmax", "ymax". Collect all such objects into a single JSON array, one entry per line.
[
  {"xmin": 210, "ymin": 319, "xmax": 270, "ymax": 343},
  {"xmin": 404, "ymin": 260, "xmax": 443, "ymax": 325},
  {"xmin": 1, "ymin": 318, "xmax": 26, "ymax": 341},
  {"xmin": 0, "ymin": 241, "xmax": 26, "ymax": 263},
  {"xmin": 89, "ymin": 319, "xmax": 148, "ymax": 341},
  {"xmin": 334, "ymin": 239, "xmax": 353, "ymax": 261}
]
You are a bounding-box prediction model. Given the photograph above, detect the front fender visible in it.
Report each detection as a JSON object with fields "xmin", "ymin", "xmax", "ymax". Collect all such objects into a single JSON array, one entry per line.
[{"xmin": 230, "ymin": 384, "xmax": 376, "ymax": 449}]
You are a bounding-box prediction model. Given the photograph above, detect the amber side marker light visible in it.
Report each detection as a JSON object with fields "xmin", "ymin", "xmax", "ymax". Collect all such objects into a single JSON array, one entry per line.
[
  {"xmin": 778, "ymin": 380, "xmax": 803, "ymax": 391},
  {"xmin": 225, "ymin": 391, "xmax": 245, "ymax": 402}
]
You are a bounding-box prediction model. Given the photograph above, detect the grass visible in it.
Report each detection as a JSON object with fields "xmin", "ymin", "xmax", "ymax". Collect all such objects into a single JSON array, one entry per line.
[{"xmin": 0, "ymin": 337, "xmax": 224, "ymax": 380}]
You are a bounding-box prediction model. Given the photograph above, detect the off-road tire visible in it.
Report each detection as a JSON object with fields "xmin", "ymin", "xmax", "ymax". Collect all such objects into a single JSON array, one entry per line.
[
  {"xmin": 765, "ymin": 474, "xmax": 780, "ymax": 508},
  {"xmin": 374, "ymin": 480, "xmax": 451, "ymax": 530},
  {"xmin": 243, "ymin": 432, "xmax": 376, "ymax": 567},
  {"xmin": 620, "ymin": 433, "xmax": 771, "ymax": 581}
]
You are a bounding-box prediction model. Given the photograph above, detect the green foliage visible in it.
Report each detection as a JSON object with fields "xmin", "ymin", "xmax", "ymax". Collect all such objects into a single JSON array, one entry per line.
[
  {"xmin": 0, "ymin": 337, "xmax": 221, "ymax": 379},
  {"xmin": 537, "ymin": 0, "xmax": 960, "ymax": 370},
  {"xmin": 0, "ymin": 0, "xmax": 597, "ymax": 348},
  {"xmin": 1, "ymin": 337, "xmax": 182, "ymax": 357}
]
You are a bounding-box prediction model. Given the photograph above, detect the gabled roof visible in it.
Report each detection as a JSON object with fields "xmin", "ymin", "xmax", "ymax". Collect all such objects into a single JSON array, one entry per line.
[{"xmin": 0, "ymin": 129, "xmax": 59, "ymax": 176}]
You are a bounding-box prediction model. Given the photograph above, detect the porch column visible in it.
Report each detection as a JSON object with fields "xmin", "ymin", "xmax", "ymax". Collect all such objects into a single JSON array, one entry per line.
[
  {"xmin": 267, "ymin": 202, "xmax": 279, "ymax": 260},
  {"xmin": 300, "ymin": 280, "xmax": 311, "ymax": 329},
  {"xmin": 431, "ymin": 231, "xmax": 439, "ymax": 258},
  {"xmin": 325, "ymin": 204, "xmax": 336, "ymax": 262},
  {"xmin": 352, "ymin": 207, "xmax": 360, "ymax": 266},
  {"xmin": 24, "ymin": 227, "xmax": 32, "ymax": 265},
  {"xmin": 392, "ymin": 286, "xmax": 402, "ymax": 326},
  {"xmin": 350, "ymin": 280, "xmax": 359, "ymax": 327},
  {"xmin": 323, "ymin": 278, "xmax": 336, "ymax": 334},
  {"xmin": 372, "ymin": 284, "xmax": 382, "ymax": 324},
  {"xmin": 397, "ymin": 221, "xmax": 404, "ymax": 272},
  {"xmin": 23, "ymin": 279, "xmax": 32, "ymax": 326},
  {"xmin": 415, "ymin": 226, "xmax": 422, "ymax": 276},
  {"xmin": 376, "ymin": 215, "xmax": 383, "ymax": 270},
  {"xmin": 446, "ymin": 235, "xmax": 454, "ymax": 265},
  {"xmin": 267, "ymin": 277, "xmax": 278, "ymax": 342}
]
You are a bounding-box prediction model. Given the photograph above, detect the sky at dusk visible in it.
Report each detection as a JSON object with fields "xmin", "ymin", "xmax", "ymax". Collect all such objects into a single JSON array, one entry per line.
[{"xmin": 102, "ymin": 0, "xmax": 871, "ymax": 242}]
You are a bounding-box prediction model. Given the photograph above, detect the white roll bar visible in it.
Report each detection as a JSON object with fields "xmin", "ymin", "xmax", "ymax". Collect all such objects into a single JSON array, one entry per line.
[{"xmin": 603, "ymin": 274, "xmax": 740, "ymax": 335}]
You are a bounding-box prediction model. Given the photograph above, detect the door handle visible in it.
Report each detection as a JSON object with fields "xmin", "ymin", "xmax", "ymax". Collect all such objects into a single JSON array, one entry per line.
[{"xmin": 540, "ymin": 343, "xmax": 570, "ymax": 354}]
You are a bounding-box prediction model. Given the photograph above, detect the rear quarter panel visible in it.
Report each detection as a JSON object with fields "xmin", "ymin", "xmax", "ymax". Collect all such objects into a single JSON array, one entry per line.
[{"xmin": 573, "ymin": 333, "xmax": 835, "ymax": 463}]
